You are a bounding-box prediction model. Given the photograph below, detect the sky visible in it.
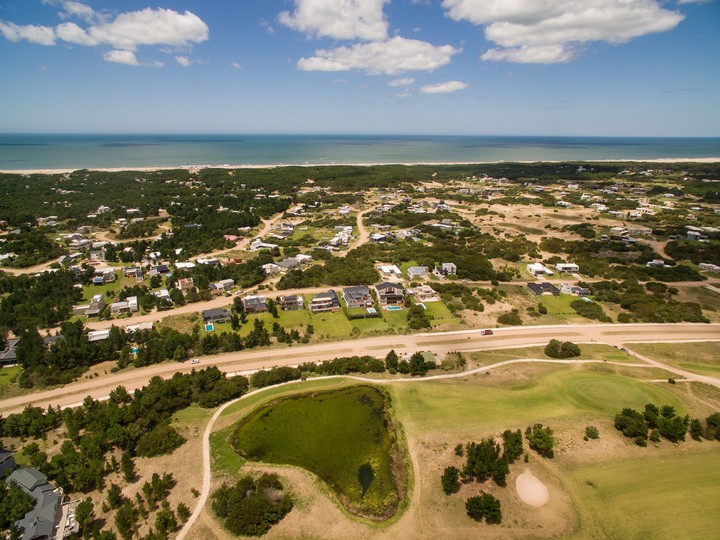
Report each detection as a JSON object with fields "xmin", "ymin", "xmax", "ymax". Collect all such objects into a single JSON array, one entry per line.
[{"xmin": 0, "ymin": 0, "xmax": 718, "ymax": 136}]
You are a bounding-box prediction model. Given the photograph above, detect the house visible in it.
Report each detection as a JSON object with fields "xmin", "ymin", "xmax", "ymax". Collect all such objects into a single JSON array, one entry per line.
[
  {"xmin": 646, "ymin": 259, "xmax": 666, "ymax": 268},
  {"xmin": 196, "ymin": 257, "xmax": 221, "ymax": 266},
  {"xmin": 0, "ymin": 338, "xmax": 19, "ymax": 367},
  {"xmin": 6, "ymin": 468, "xmax": 62, "ymax": 540},
  {"xmin": 177, "ymin": 277, "xmax": 194, "ymax": 292},
  {"xmin": 440, "ymin": 262, "xmax": 457, "ymax": 275},
  {"xmin": 92, "ymin": 268, "xmax": 115, "ymax": 285},
  {"xmin": 88, "ymin": 249, "xmax": 106, "ymax": 262},
  {"xmin": 211, "ymin": 279, "xmax": 235, "ymax": 293},
  {"xmin": 407, "ymin": 266, "xmax": 429, "ymax": 280},
  {"xmin": 87, "ymin": 330, "xmax": 110, "ymax": 342},
  {"xmin": 377, "ymin": 264, "xmax": 403, "ymax": 280},
  {"xmin": 310, "ymin": 290, "xmax": 340, "ymax": 313},
  {"xmin": 277, "ymin": 258, "xmax": 301, "ymax": 270},
  {"xmin": 0, "ymin": 448, "xmax": 16, "ymax": 477},
  {"xmin": 408, "ymin": 284, "xmax": 440, "ymax": 303},
  {"xmin": 527, "ymin": 282, "xmax": 560, "ymax": 296},
  {"xmin": 294, "ymin": 253, "xmax": 313, "ymax": 265},
  {"xmin": 261, "ymin": 263, "xmax": 282, "ymax": 276},
  {"xmin": 279, "ymin": 295, "xmax": 304, "ymax": 311},
  {"xmin": 152, "ymin": 289, "xmax": 171, "ymax": 302},
  {"xmin": 560, "ymin": 283, "xmax": 591, "ymax": 296},
  {"xmin": 250, "ymin": 239, "xmax": 279, "ymax": 251},
  {"xmin": 526, "ymin": 263, "xmax": 553, "ymax": 278},
  {"xmin": 85, "ymin": 294, "xmax": 106, "ymax": 317},
  {"xmin": 149, "ymin": 264, "xmax": 170, "ymax": 275},
  {"xmin": 699, "ymin": 263, "xmax": 720, "ymax": 272},
  {"xmin": 555, "ymin": 263, "xmax": 580, "ymax": 273},
  {"xmin": 375, "ymin": 282, "xmax": 404, "ymax": 306},
  {"xmin": 202, "ymin": 308, "xmax": 231, "ymax": 324},
  {"xmin": 343, "ymin": 286, "xmax": 373, "ymax": 309},
  {"xmin": 109, "ymin": 296, "xmax": 138, "ymax": 315},
  {"xmin": 242, "ymin": 295, "xmax": 267, "ymax": 313},
  {"xmin": 125, "ymin": 321, "xmax": 154, "ymax": 333}
]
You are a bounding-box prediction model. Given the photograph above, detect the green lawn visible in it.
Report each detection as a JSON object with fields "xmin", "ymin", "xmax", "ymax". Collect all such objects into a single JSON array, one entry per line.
[
  {"xmin": 81, "ymin": 273, "xmax": 138, "ymax": 302},
  {"xmin": 468, "ymin": 344, "xmax": 636, "ymax": 367},
  {"xmin": 537, "ymin": 294, "xmax": 585, "ymax": 320},
  {"xmin": 421, "ymin": 301, "xmax": 460, "ymax": 326},
  {"xmin": 629, "ymin": 342, "xmax": 720, "ymax": 377},
  {"xmin": 0, "ymin": 365, "xmax": 21, "ymax": 388},
  {"xmin": 231, "ymin": 385, "xmax": 404, "ymax": 519}
]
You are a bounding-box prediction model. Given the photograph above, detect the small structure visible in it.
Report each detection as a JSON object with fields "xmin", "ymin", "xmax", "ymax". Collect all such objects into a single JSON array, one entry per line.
[
  {"xmin": 242, "ymin": 295, "xmax": 267, "ymax": 314},
  {"xmin": 92, "ymin": 268, "xmax": 115, "ymax": 285},
  {"xmin": 377, "ymin": 264, "xmax": 403, "ymax": 280},
  {"xmin": 177, "ymin": 277, "xmax": 195, "ymax": 292},
  {"xmin": 85, "ymin": 294, "xmax": 106, "ymax": 318},
  {"xmin": 439, "ymin": 262, "xmax": 457, "ymax": 276},
  {"xmin": 109, "ymin": 296, "xmax": 138, "ymax": 315},
  {"xmin": 408, "ymin": 284, "xmax": 440, "ymax": 303},
  {"xmin": 87, "ymin": 330, "xmax": 110, "ymax": 342},
  {"xmin": 375, "ymin": 282, "xmax": 404, "ymax": 306},
  {"xmin": 646, "ymin": 259, "xmax": 666, "ymax": 268},
  {"xmin": 210, "ymin": 279, "xmax": 235, "ymax": 293},
  {"xmin": 202, "ymin": 308, "xmax": 231, "ymax": 324},
  {"xmin": 527, "ymin": 282, "xmax": 560, "ymax": 296},
  {"xmin": 279, "ymin": 295, "xmax": 304, "ymax": 311},
  {"xmin": 310, "ymin": 290, "xmax": 340, "ymax": 313},
  {"xmin": 261, "ymin": 263, "xmax": 282, "ymax": 275},
  {"xmin": 526, "ymin": 263, "xmax": 553, "ymax": 278},
  {"xmin": 0, "ymin": 338, "xmax": 20, "ymax": 367},
  {"xmin": 0, "ymin": 447, "xmax": 16, "ymax": 477},
  {"xmin": 342, "ymin": 286, "xmax": 373, "ymax": 309}
]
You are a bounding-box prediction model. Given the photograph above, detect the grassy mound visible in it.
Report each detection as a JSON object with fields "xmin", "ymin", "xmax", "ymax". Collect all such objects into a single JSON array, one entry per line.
[{"xmin": 231, "ymin": 385, "xmax": 405, "ymax": 519}]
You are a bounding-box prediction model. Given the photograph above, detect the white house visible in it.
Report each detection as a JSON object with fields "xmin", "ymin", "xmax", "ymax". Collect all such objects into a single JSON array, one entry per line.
[
  {"xmin": 555, "ymin": 263, "xmax": 579, "ymax": 273},
  {"xmin": 527, "ymin": 263, "xmax": 553, "ymax": 278}
]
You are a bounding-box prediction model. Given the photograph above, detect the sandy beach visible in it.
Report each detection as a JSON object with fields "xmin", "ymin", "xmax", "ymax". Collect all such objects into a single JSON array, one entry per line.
[{"xmin": 1, "ymin": 157, "xmax": 719, "ymax": 175}]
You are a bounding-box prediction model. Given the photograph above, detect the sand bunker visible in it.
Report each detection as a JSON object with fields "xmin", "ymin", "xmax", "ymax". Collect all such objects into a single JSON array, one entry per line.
[{"xmin": 516, "ymin": 470, "xmax": 549, "ymax": 507}]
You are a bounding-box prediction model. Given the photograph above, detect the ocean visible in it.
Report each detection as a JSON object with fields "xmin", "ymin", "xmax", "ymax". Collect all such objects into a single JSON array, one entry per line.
[{"xmin": 0, "ymin": 134, "xmax": 719, "ymax": 171}]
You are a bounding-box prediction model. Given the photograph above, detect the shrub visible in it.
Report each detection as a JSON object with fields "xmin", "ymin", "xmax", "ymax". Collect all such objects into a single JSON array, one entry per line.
[
  {"xmin": 465, "ymin": 493, "xmax": 502, "ymax": 524},
  {"xmin": 544, "ymin": 339, "xmax": 581, "ymax": 359},
  {"xmin": 525, "ymin": 424, "xmax": 556, "ymax": 458},
  {"xmin": 441, "ymin": 466, "xmax": 461, "ymax": 495},
  {"xmin": 497, "ymin": 311, "xmax": 522, "ymax": 326},
  {"xmin": 585, "ymin": 426, "xmax": 599, "ymax": 440}
]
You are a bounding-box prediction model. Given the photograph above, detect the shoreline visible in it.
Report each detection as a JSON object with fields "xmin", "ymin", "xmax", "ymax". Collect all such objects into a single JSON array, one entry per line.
[{"xmin": 2, "ymin": 157, "xmax": 719, "ymax": 175}]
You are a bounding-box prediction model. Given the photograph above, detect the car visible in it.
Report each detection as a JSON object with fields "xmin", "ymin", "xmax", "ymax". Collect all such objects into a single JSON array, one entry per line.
[
  {"xmin": 481, "ymin": 329, "xmax": 494, "ymax": 336},
  {"xmin": 191, "ymin": 358, "xmax": 200, "ymax": 364},
  {"xmin": 620, "ymin": 347, "xmax": 628, "ymax": 353}
]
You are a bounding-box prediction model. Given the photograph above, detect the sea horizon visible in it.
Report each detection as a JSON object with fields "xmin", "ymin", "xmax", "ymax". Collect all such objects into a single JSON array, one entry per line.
[{"xmin": 1, "ymin": 133, "xmax": 719, "ymax": 172}]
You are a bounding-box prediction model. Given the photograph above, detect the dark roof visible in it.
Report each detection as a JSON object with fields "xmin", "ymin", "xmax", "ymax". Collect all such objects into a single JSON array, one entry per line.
[
  {"xmin": 202, "ymin": 308, "xmax": 230, "ymax": 319},
  {"xmin": 375, "ymin": 282, "xmax": 403, "ymax": 291},
  {"xmin": 242, "ymin": 296, "xmax": 266, "ymax": 307},
  {"xmin": 8, "ymin": 468, "xmax": 60, "ymax": 540},
  {"xmin": 343, "ymin": 285, "xmax": 370, "ymax": 296},
  {"xmin": 0, "ymin": 448, "xmax": 14, "ymax": 463},
  {"xmin": 313, "ymin": 289, "xmax": 338, "ymax": 300},
  {"xmin": 527, "ymin": 282, "xmax": 559, "ymax": 295}
]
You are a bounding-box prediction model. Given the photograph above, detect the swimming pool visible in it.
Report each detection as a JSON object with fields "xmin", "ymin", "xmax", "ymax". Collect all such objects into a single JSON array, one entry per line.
[
  {"xmin": 367, "ymin": 307, "xmax": 377, "ymax": 314},
  {"xmin": 386, "ymin": 305, "xmax": 403, "ymax": 311}
]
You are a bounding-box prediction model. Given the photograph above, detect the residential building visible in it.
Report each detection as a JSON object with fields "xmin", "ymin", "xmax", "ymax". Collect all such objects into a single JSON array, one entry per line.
[
  {"xmin": 92, "ymin": 268, "xmax": 115, "ymax": 285},
  {"xmin": 646, "ymin": 259, "xmax": 666, "ymax": 268},
  {"xmin": 279, "ymin": 295, "xmax": 304, "ymax": 311},
  {"xmin": 555, "ymin": 263, "xmax": 580, "ymax": 273},
  {"xmin": 87, "ymin": 330, "xmax": 110, "ymax": 342},
  {"xmin": 211, "ymin": 279, "xmax": 235, "ymax": 293},
  {"xmin": 343, "ymin": 286, "xmax": 373, "ymax": 309},
  {"xmin": 6, "ymin": 468, "xmax": 62, "ymax": 540},
  {"xmin": 277, "ymin": 258, "xmax": 301, "ymax": 270},
  {"xmin": 0, "ymin": 448, "xmax": 16, "ymax": 477},
  {"xmin": 109, "ymin": 296, "xmax": 138, "ymax": 315},
  {"xmin": 377, "ymin": 264, "xmax": 403, "ymax": 280},
  {"xmin": 177, "ymin": 277, "xmax": 194, "ymax": 292},
  {"xmin": 527, "ymin": 282, "xmax": 560, "ymax": 296},
  {"xmin": 375, "ymin": 282, "xmax": 404, "ymax": 306},
  {"xmin": 310, "ymin": 290, "xmax": 340, "ymax": 313},
  {"xmin": 85, "ymin": 294, "xmax": 106, "ymax": 317},
  {"xmin": 408, "ymin": 284, "xmax": 440, "ymax": 303},
  {"xmin": 0, "ymin": 339, "xmax": 19, "ymax": 367},
  {"xmin": 527, "ymin": 263, "xmax": 553, "ymax": 278},
  {"xmin": 202, "ymin": 308, "xmax": 231, "ymax": 324},
  {"xmin": 407, "ymin": 266, "xmax": 429, "ymax": 280},
  {"xmin": 242, "ymin": 295, "xmax": 267, "ymax": 313},
  {"xmin": 699, "ymin": 263, "xmax": 720, "ymax": 272},
  {"xmin": 440, "ymin": 262, "xmax": 457, "ymax": 275},
  {"xmin": 261, "ymin": 263, "xmax": 282, "ymax": 275}
]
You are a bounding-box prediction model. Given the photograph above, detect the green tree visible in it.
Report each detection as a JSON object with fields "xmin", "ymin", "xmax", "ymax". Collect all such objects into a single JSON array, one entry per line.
[
  {"xmin": 107, "ymin": 483, "xmax": 124, "ymax": 510},
  {"xmin": 585, "ymin": 426, "xmax": 600, "ymax": 440},
  {"xmin": 465, "ymin": 492, "xmax": 502, "ymax": 524},
  {"xmin": 114, "ymin": 501, "xmax": 137, "ymax": 540},
  {"xmin": 409, "ymin": 352, "xmax": 428, "ymax": 376},
  {"xmin": 441, "ymin": 466, "xmax": 460, "ymax": 495},
  {"xmin": 121, "ymin": 452, "xmax": 135, "ymax": 482},
  {"xmin": 74, "ymin": 497, "xmax": 96, "ymax": 538},
  {"xmin": 384, "ymin": 349, "xmax": 399, "ymax": 373},
  {"xmin": 525, "ymin": 424, "xmax": 556, "ymax": 458},
  {"xmin": 689, "ymin": 418, "xmax": 703, "ymax": 441}
]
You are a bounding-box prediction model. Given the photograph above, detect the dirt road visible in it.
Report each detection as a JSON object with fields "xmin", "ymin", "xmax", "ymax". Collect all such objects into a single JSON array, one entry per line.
[{"xmin": 2, "ymin": 323, "xmax": 718, "ymax": 415}]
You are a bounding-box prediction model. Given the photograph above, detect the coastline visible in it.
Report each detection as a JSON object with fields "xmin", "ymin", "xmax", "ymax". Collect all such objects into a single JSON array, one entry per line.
[{"xmin": 2, "ymin": 157, "xmax": 719, "ymax": 175}]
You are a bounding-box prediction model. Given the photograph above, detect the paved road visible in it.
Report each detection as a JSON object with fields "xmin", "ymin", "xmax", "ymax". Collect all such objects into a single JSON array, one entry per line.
[{"xmin": 2, "ymin": 322, "xmax": 718, "ymax": 415}]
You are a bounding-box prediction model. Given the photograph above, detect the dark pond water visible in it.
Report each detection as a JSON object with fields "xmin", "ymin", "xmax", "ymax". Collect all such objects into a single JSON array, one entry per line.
[{"xmin": 358, "ymin": 463, "xmax": 374, "ymax": 496}]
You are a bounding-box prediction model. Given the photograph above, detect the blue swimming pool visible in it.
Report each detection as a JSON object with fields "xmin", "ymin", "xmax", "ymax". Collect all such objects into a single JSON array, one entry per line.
[
  {"xmin": 367, "ymin": 307, "xmax": 377, "ymax": 314},
  {"xmin": 386, "ymin": 305, "xmax": 403, "ymax": 311}
]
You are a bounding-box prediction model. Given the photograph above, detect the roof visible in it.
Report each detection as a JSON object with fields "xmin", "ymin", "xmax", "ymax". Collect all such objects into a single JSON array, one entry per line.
[
  {"xmin": 7, "ymin": 468, "xmax": 60, "ymax": 540},
  {"xmin": 343, "ymin": 285, "xmax": 370, "ymax": 297},
  {"xmin": 243, "ymin": 295, "xmax": 266, "ymax": 306},
  {"xmin": 313, "ymin": 289, "xmax": 338, "ymax": 300},
  {"xmin": 202, "ymin": 308, "xmax": 230, "ymax": 319},
  {"xmin": 376, "ymin": 282, "xmax": 403, "ymax": 291},
  {"xmin": 0, "ymin": 448, "xmax": 14, "ymax": 463}
]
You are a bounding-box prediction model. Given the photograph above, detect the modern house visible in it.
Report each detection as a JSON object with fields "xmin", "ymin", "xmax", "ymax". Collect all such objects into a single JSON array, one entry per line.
[
  {"xmin": 242, "ymin": 295, "xmax": 267, "ymax": 314},
  {"xmin": 0, "ymin": 339, "xmax": 19, "ymax": 367},
  {"xmin": 202, "ymin": 308, "xmax": 231, "ymax": 324},
  {"xmin": 527, "ymin": 263, "xmax": 554, "ymax": 278},
  {"xmin": 109, "ymin": 296, "xmax": 138, "ymax": 315},
  {"xmin": 210, "ymin": 279, "xmax": 235, "ymax": 293},
  {"xmin": 407, "ymin": 266, "xmax": 429, "ymax": 280},
  {"xmin": 377, "ymin": 264, "xmax": 403, "ymax": 280},
  {"xmin": 342, "ymin": 286, "xmax": 373, "ymax": 309},
  {"xmin": 408, "ymin": 284, "xmax": 440, "ymax": 303},
  {"xmin": 439, "ymin": 262, "xmax": 457, "ymax": 276},
  {"xmin": 85, "ymin": 294, "xmax": 106, "ymax": 318},
  {"xmin": 375, "ymin": 282, "xmax": 404, "ymax": 306},
  {"xmin": 177, "ymin": 277, "xmax": 194, "ymax": 292},
  {"xmin": 310, "ymin": 290, "xmax": 340, "ymax": 313},
  {"xmin": 527, "ymin": 282, "xmax": 560, "ymax": 296},
  {"xmin": 555, "ymin": 263, "xmax": 580, "ymax": 273},
  {"xmin": 92, "ymin": 268, "xmax": 115, "ymax": 285},
  {"xmin": 279, "ymin": 295, "xmax": 304, "ymax": 311},
  {"xmin": 6, "ymin": 468, "xmax": 63, "ymax": 540}
]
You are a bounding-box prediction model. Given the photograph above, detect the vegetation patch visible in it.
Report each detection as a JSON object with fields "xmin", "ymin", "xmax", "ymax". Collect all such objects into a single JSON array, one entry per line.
[
  {"xmin": 231, "ymin": 385, "xmax": 406, "ymax": 520},
  {"xmin": 628, "ymin": 342, "xmax": 720, "ymax": 377}
]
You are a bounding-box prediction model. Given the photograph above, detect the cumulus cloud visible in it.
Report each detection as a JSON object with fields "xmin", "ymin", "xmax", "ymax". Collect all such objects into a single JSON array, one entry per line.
[
  {"xmin": 298, "ymin": 36, "xmax": 460, "ymax": 75},
  {"xmin": 442, "ymin": 0, "xmax": 685, "ymax": 63},
  {"xmin": 0, "ymin": 22, "xmax": 56, "ymax": 46},
  {"xmin": 279, "ymin": 0, "xmax": 389, "ymax": 41},
  {"xmin": 176, "ymin": 56, "xmax": 192, "ymax": 67},
  {"xmin": 1, "ymin": 5, "xmax": 209, "ymax": 67},
  {"xmin": 388, "ymin": 77, "xmax": 416, "ymax": 87},
  {"xmin": 103, "ymin": 49, "xmax": 138, "ymax": 66},
  {"xmin": 419, "ymin": 80, "xmax": 468, "ymax": 94}
]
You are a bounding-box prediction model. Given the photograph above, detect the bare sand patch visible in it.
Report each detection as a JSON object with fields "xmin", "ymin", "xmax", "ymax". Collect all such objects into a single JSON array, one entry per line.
[{"xmin": 516, "ymin": 470, "xmax": 549, "ymax": 507}]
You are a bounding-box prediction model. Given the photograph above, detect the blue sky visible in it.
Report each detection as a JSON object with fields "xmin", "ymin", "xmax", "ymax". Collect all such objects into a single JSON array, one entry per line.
[{"xmin": 0, "ymin": 0, "xmax": 718, "ymax": 136}]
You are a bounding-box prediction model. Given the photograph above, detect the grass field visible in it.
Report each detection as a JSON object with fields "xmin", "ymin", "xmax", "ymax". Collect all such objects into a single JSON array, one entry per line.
[
  {"xmin": 0, "ymin": 366, "xmax": 21, "ymax": 388},
  {"xmin": 231, "ymin": 385, "xmax": 403, "ymax": 519},
  {"xmin": 629, "ymin": 342, "xmax": 720, "ymax": 377},
  {"xmin": 422, "ymin": 300, "xmax": 461, "ymax": 327},
  {"xmin": 468, "ymin": 344, "xmax": 637, "ymax": 367}
]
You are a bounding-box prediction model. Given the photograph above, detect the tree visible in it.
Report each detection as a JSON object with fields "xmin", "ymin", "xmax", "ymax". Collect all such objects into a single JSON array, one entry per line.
[
  {"xmin": 441, "ymin": 466, "xmax": 460, "ymax": 495},
  {"xmin": 121, "ymin": 452, "xmax": 135, "ymax": 482},
  {"xmin": 107, "ymin": 483, "xmax": 124, "ymax": 510},
  {"xmin": 544, "ymin": 339, "xmax": 581, "ymax": 359},
  {"xmin": 525, "ymin": 424, "xmax": 556, "ymax": 458},
  {"xmin": 409, "ymin": 352, "xmax": 428, "ymax": 376},
  {"xmin": 0, "ymin": 482, "xmax": 35, "ymax": 530},
  {"xmin": 177, "ymin": 502, "xmax": 191, "ymax": 523},
  {"xmin": 690, "ymin": 418, "xmax": 703, "ymax": 441},
  {"xmin": 465, "ymin": 492, "xmax": 502, "ymax": 524},
  {"xmin": 74, "ymin": 497, "xmax": 96, "ymax": 538},
  {"xmin": 384, "ymin": 349, "xmax": 398, "ymax": 373},
  {"xmin": 114, "ymin": 501, "xmax": 138, "ymax": 540}
]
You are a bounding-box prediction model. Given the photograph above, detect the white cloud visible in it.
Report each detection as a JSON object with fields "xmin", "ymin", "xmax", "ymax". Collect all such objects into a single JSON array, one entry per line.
[
  {"xmin": 0, "ymin": 22, "xmax": 56, "ymax": 46},
  {"xmin": 1, "ymin": 6, "xmax": 209, "ymax": 67},
  {"xmin": 279, "ymin": 0, "xmax": 389, "ymax": 41},
  {"xmin": 103, "ymin": 49, "xmax": 138, "ymax": 66},
  {"xmin": 176, "ymin": 56, "xmax": 192, "ymax": 67},
  {"xmin": 230, "ymin": 62, "xmax": 243, "ymax": 70},
  {"xmin": 482, "ymin": 44, "xmax": 576, "ymax": 64},
  {"xmin": 298, "ymin": 36, "xmax": 460, "ymax": 75},
  {"xmin": 88, "ymin": 8, "xmax": 208, "ymax": 51},
  {"xmin": 442, "ymin": 0, "xmax": 685, "ymax": 63},
  {"xmin": 388, "ymin": 77, "xmax": 416, "ymax": 87},
  {"xmin": 419, "ymin": 80, "xmax": 468, "ymax": 94}
]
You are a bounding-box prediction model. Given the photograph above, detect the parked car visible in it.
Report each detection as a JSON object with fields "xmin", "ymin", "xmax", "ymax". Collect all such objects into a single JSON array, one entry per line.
[
  {"xmin": 191, "ymin": 358, "xmax": 200, "ymax": 364},
  {"xmin": 481, "ymin": 329, "xmax": 494, "ymax": 336}
]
